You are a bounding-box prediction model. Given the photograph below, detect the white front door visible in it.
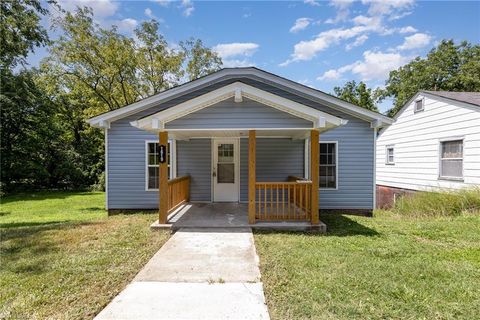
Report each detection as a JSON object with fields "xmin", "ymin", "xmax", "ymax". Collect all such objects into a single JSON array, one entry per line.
[{"xmin": 213, "ymin": 139, "xmax": 239, "ymax": 202}]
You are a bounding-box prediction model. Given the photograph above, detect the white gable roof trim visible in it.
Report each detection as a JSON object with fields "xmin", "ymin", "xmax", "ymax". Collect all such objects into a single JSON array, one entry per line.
[
  {"xmin": 130, "ymin": 82, "xmax": 347, "ymax": 132},
  {"xmin": 87, "ymin": 67, "xmax": 392, "ymax": 128}
]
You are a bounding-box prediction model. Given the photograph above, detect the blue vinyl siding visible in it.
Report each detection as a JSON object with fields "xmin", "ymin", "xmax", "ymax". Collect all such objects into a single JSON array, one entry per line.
[
  {"xmin": 166, "ymin": 97, "xmax": 312, "ymax": 129},
  {"xmin": 177, "ymin": 139, "xmax": 211, "ymax": 202},
  {"xmin": 318, "ymin": 116, "xmax": 374, "ymax": 209}
]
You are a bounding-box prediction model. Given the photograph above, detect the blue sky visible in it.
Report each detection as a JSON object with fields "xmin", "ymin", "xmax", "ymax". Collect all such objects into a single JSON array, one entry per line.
[{"xmin": 33, "ymin": 0, "xmax": 480, "ymax": 112}]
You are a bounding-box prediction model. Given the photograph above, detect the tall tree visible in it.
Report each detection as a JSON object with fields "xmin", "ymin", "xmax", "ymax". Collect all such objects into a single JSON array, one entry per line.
[
  {"xmin": 0, "ymin": 0, "xmax": 60, "ymax": 192},
  {"xmin": 0, "ymin": 0, "xmax": 50, "ymax": 69},
  {"xmin": 379, "ymin": 40, "xmax": 480, "ymax": 117},
  {"xmin": 45, "ymin": 7, "xmax": 140, "ymax": 114},
  {"xmin": 34, "ymin": 7, "xmax": 222, "ymax": 191},
  {"xmin": 43, "ymin": 8, "xmax": 223, "ymax": 117},
  {"xmin": 134, "ymin": 20, "xmax": 184, "ymax": 96},
  {"xmin": 333, "ymin": 80, "xmax": 379, "ymax": 112},
  {"xmin": 181, "ymin": 38, "xmax": 223, "ymax": 81}
]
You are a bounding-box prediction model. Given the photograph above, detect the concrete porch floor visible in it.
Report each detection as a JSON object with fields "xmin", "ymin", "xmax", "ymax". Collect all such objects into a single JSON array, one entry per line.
[{"xmin": 151, "ymin": 203, "xmax": 326, "ymax": 232}]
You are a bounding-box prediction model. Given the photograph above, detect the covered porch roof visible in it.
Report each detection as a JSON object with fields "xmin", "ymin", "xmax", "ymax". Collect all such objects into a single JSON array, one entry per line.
[{"xmin": 130, "ymin": 81, "xmax": 348, "ymax": 139}]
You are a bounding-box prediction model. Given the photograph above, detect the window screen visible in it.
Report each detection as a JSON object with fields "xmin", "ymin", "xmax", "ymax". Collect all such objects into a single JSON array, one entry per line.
[{"xmin": 440, "ymin": 140, "xmax": 463, "ymax": 178}]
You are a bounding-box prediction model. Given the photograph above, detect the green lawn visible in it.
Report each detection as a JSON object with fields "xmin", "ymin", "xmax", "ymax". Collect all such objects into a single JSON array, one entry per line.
[
  {"xmin": 254, "ymin": 212, "xmax": 480, "ymax": 320},
  {"xmin": 0, "ymin": 192, "xmax": 169, "ymax": 319}
]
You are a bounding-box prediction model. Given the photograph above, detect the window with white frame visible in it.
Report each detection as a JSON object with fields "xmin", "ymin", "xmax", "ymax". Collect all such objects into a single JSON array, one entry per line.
[
  {"xmin": 440, "ymin": 140, "xmax": 463, "ymax": 179},
  {"xmin": 146, "ymin": 141, "xmax": 174, "ymax": 190},
  {"xmin": 319, "ymin": 142, "xmax": 337, "ymax": 189},
  {"xmin": 386, "ymin": 146, "xmax": 395, "ymax": 164},
  {"xmin": 414, "ymin": 98, "xmax": 424, "ymax": 113}
]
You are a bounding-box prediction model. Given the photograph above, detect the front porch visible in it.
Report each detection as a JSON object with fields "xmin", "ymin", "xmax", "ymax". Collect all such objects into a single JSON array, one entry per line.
[
  {"xmin": 132, "ymin": 81, "xmax": 347, "ymax": 229},
  {"xmin": 151, "ymin": 202, "xmax": 327, "ymax": 232}
]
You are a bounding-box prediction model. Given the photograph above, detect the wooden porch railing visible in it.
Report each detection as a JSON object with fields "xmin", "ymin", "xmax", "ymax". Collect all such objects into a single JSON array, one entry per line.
[
  {"xmin": 167, "ymin": 176, "xmax": 190, "ymax": 213},
  {"xmin": 255, "ymin": 176, "xmax": 312, "ymax": 222}
]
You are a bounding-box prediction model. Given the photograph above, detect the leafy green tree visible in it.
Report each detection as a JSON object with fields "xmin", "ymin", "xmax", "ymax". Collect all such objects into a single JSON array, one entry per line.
[
  {"xmin": 379, "ymin": 40, "xmax": 480, "ymax": 117},
  {"xmin": 45, "ymin": 7, "xmax": 140, "ymax": 114},
  {"xmin": 181, "ymin": 38, "xmax": 223, "ymax": 81},
  {"xmin": 0, "ymin": 0, "xmax": 50, "ymax": 69},
  {"xmin": 33, "ymin": 7, "xmax": 222, "ymax": 191},
  {"xmin": 43, "ymin": 9, "xmax": 222, "ymax": 117},
  {"xmin": 333, "ymin": 80, "xmax": 379, "ymax": 112},
  {"xmin": 134, "ymin": 20, "xmax": 184, "ymax": 95}
]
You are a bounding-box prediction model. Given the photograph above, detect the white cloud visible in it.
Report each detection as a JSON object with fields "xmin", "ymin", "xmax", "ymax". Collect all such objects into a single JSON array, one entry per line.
[
  {"xmin": 222, "ymin": 59, "xmax": 256, "ymax": 68},
  {"xmin": 350, "ymin": 51, "xmax": 409, "ymax": 80},
  {"xmin": 213, "ymin": 43, "xmax": 259, "ymax": 59},
  {"xmin": 363, "ymin": 0, "xmax": 415, "ymax": 15},
  {"xmin": 180, "ymin": 0, "xmax": 194, "ymax": 17},
  {"xmin": 152, "ymin": 0, "xmax": 171, "ymax": 7},
  {"xmin": 242, "ymin": 13, "xmax": 252, "ymax": 18},
  {"xmin": 57, "ymin": 0, "xmax": 118, "ymax": 17},
  {"xmin": 325, "ymin": 0, "xmax": 355, "ymax": 24},
  {"xmin": 145, "ymin": 8, "xmax": 155, "ymax": 19},
  {"xmin": 389, "ymin": 10, "xmax": 413, "ymax": 21},
  {"xmin": 304, "ymin": 0, "xmax": 320, "ymax": 7},
  {"xmin": 398, "ymin": 26, "xmax": 417, "ymax": 33},
  {"xmin": 317, "ymin": 69, "xmax": 342, "ymax": 81},
  {"xmin": 281, "ymin": 23, "xmax": 381, "ymax": 65},
  {"xmin": 397, "ymin": 33, "xmax": 432, "ymax": 50},
  {"xmin": 290, "ymin": 18, "xmax": 312, "ymax": 33},
  {"xmin": 346, "ymin": 34, "xmax": 369, "ymax": 50},
  {"xmin": 115, "ymin": 18, "xmax": 138, "ymax": 34},
  {"xmin": 323, "ymin": 50, "xmax": 410, "ymax": 81},
  {"xmin": 214, "ymin": 42, "xmax": 259, "ymax": 68}
]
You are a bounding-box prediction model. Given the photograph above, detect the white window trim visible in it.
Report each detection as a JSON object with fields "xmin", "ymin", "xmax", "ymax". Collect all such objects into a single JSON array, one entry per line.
[
  {"xmin": 385, "ymin": 145, "xmax": 395, "ymax": 165},
  {"xmin": 438, "ymin": 138, "xmax": 464, "ymax": 181},
  {"xmin": 414, "ymin": 97, "xmax": 425, "ymax": 113},
  {"xmin": 145, "ymin": 139, "xmax": 176, "ymax": 191},
  {"xmin": 319, "ymin": 141, "xmax": 338, "ymax": 190}
]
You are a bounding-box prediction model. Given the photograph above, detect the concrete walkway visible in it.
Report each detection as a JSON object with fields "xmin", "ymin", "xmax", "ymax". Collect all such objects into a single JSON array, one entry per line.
[{"xmin": 95, "ymin": 228, "xmax": 270, "ymax": 320}]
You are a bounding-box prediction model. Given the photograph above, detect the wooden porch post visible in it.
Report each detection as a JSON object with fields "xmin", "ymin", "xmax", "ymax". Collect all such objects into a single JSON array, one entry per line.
[
  {"xmin": 159, "ymin": 131, "xmax": 169, "ymax": 224},
  {"xmin": 248, "ymin": 130, "xmax": 256, "ymax": 224},
  {"xmin": 310, "ymin": 129, "xmax": 319, "ymax": 225}
]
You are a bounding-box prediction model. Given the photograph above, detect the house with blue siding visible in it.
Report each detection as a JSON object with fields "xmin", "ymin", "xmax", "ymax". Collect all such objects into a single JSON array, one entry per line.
[{"xmin": 88, "ymin": 68, "xmax": 392, "ymax": 228}]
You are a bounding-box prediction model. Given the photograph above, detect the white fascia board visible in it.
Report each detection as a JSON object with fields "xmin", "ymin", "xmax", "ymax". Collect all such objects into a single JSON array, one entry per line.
[
  {"xmin": 87, "ymin": 68, "xmax": 392, "ymax": 127},
  {"xmin": 131, "ymin": 82, "xmax": 345, "ymax": 131}
]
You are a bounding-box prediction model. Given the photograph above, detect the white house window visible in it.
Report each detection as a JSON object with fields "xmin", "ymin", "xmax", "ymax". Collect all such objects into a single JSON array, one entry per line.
[
  {"xmin": 319, "ymin": 142, "xmax": 337, "ymax": 189},
  {"xmin": 146, "ymin": 141, "xmax": 174, "ymax": 190},
  {"xmin": 414, "ymin": 99, "xmax": 424, "ymax": 113},
  {"xmin": 440, "ymin": 140, "xmax": 463, "ymax": 179},
  {"xmin": 386, "ymin": 146, "xmax": 395, "ymax": 164}
]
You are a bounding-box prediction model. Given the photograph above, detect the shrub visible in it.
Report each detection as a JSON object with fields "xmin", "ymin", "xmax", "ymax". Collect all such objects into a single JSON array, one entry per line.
[{"xmin": 392, "ymin": 187, "xmax": 480, "ymax": 217}]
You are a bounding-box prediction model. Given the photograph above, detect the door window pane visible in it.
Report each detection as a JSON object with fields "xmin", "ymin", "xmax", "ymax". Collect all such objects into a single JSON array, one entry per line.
[
  {"xmin": 218, "ymin": 163, "xmax": 234, "ymax": 183},
  {"xmin": 218, "ymin": 144, "xmax": 234, "ymax": 162}
]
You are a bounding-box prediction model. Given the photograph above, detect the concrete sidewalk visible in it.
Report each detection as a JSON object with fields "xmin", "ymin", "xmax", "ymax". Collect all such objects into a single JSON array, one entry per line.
[{"xmin": 95, "ymin": 228, "xmax": 270, "ymax": 320}]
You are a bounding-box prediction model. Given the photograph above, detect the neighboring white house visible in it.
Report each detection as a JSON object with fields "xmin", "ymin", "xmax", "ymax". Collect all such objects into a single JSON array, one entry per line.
[{"xmin": 376, "ymin": 91, "xmax": 480, "ymax": 207}]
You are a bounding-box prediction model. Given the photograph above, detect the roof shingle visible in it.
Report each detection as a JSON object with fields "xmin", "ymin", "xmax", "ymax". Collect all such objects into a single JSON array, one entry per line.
[{"xmin": 422, "ymin": 90, "xmax": 480, "ymax": 107}]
